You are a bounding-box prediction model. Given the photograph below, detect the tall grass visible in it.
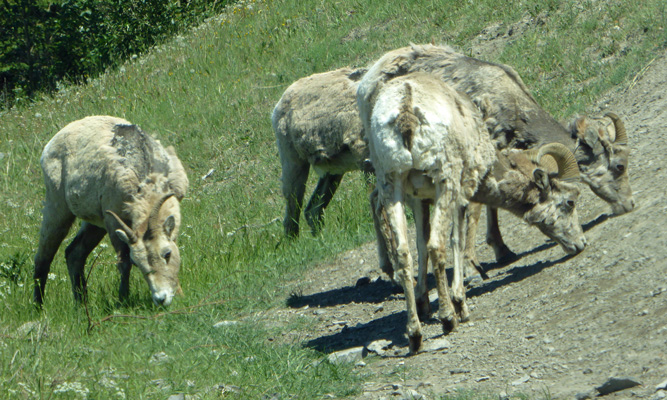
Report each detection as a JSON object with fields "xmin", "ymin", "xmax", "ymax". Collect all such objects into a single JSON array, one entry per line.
[{"xmin": 0, "ymin": 0, "xmax": 664, "ymax": 398}]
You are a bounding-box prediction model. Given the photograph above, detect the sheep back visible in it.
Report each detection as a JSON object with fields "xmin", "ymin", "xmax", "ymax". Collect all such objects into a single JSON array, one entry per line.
[
  {"xmin": 40, "ymin": 115, "xmax": 188, "ymax": 228},
  {"xmin": 272, "ymin": 67, "xmax": 369, "ymax": 174}
]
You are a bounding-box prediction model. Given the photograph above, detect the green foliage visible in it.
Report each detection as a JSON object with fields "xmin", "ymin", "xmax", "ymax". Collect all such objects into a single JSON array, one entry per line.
[{"xmin": 0, "ymin": 0, "xmax": 233, "ymax": 108}]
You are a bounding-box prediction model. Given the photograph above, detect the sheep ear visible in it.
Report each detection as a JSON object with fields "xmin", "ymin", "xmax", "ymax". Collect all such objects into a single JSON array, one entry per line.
[
  {"xmin": 164, "ymin": 215, "xmax": 176, "ymax": 237},
  {"xmin": 533, "ymin": 168, "xmax": 550, "ymax": 192},
  {"xmin": 115, "ymin": 229, "xmax": 131, "ymax": 245}
]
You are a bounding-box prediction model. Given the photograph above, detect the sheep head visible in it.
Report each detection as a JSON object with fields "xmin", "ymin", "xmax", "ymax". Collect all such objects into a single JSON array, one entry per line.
[
  {"xmin": 570, "ymin": 113, "xmax": 634, "ymax": 214},
  {"xmin": 495, "ymin": 143, "xmax": 586, "ymax": 255},
  {"xmin": 106, "ymin": 193, "xmax": 183, "ymax": 306}
]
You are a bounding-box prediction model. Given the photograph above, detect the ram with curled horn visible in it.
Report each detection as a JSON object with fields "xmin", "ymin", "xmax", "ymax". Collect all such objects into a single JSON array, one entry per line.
[
  {"xmin": 359, "ymin": 71, "xmax": 586, "ymax": 352},
  {"xmin": 34, "ymin": 116, "xmax": 188, "ymax": 307}
]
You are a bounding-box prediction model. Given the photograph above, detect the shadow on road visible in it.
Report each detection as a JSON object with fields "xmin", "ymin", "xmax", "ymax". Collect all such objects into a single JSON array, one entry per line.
[{"xmin": 294, "ymin": 214, "xmax": 606, "ymax": 353}]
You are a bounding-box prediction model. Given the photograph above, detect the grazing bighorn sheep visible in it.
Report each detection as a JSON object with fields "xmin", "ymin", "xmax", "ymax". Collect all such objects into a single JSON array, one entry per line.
[
  {"xmin": 34, "ymin": 116, "xmax": 188, "ymax": 307},
  {"xmin": 272, "ymin": 67, "xmax": 370, "ymax": 237},
  {"xmin": 358, "ymin": 70, "xmax": 585, "ymax": 352},
  {"xmin": 359, "ymin": 43, "xmax": 633, "ymax": 279}
]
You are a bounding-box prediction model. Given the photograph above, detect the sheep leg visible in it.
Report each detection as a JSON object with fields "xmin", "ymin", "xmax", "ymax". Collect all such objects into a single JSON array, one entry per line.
[
  {"xmin": 413, "ymin": 199, "xmax": 431, "ymax": 321},
  {"xmin": 65, "ymin": 222, "xmax": 106, "ymax": 303},
  {"xmin": 370, "ymin": 189, "xmax": 395, "ymax": 281},
  {"xmin": 382, "ymin": 179, "xmax": 422, "ymax": 353},
  {"xmin": 428, "ymin": 188, "xmax": 458, "ymax": 334},
  {"xmin": 305, "ymin": 173, "xmax": 343, "ymax": 235},
  {"xmin": 108, "ymin": 233, "xmax": 132, "ymax": 302},
  {"xmin": 33, "ymin": 201, "xmax": 75, "ymax": 305},
  {"xmin": 463, "ymin": 202, "xmax": 489, "ymax": 285},
  {"xmin": 486, "ymin": 206, "xmax": 517, "ymax": 262},
  {"xmin": 281, "ymin": 161, "xmax": 310, "ymax": 238},
  {"xmin": 451, "ymin": 204, "xmax": 470, "ymax": 323}
]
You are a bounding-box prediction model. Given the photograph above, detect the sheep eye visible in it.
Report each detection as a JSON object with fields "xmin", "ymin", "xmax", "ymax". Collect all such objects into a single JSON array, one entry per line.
[
  {"xmin": 566, "ymin": 200, "xmax": 575, "ymax": 209},
  {"xmin": 162, "ymin": 250, "xmax": 172, "ymax": 262},
  {"xmin": 615, "ymin": 164, "xmax": 625, "ymax": 173}
]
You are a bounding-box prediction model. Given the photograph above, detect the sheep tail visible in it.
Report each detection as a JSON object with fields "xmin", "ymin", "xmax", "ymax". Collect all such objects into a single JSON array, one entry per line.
[{"xmin": 396, "ymin": 83, "xmax": 419, "ymax": 151}]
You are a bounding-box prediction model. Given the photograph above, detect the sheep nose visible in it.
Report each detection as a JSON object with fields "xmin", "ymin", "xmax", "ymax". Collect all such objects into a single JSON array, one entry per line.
[{"xmin": 152, "ymin": 291, "xmax": 172, "ymax": 307}]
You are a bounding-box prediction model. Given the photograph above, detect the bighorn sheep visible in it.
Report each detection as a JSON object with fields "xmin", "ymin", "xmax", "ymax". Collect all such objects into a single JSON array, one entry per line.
[
  {"xmin": 358, "ymin": 43, "xmax": 633, "ymax": 279},
  {"xmin": 358, "ymin": 70, "xmax": 585, "ymax": 352},
  {"xmin": 272, "ymin": 67, "xmax": 370, "ymax": 237},
  {"xmin": 34, "ymin": 116, "xmax": 188, "ymax": 307}
]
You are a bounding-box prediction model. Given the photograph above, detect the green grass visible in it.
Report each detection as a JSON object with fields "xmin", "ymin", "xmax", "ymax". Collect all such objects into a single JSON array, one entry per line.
[{"xmin": 0, "ymin": 0, "xmax": 665, "ymax": 398}]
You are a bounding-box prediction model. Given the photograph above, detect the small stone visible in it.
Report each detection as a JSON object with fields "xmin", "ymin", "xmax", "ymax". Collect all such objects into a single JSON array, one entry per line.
[
  {"xmin": 167, "ymin": 394, "xmax": 185, "ymax": 400},
  {"xmin": 450, "ymin": 368, "xmax": 470, "ymax": 375},
  {"xmin": 421, "ymin": 338, "xmax": 451, "ymax": 352},
  {"xmin": 396, "ymin": 388, "xmax": 425, "ymax": 400},
  {"xmin": 574, "ymin": 390, "xmax": 594, "ymax": 400},
  {"xmin": 475, "ymin": 376, "xmax": 490, "ymax": 382},
  {"xmin": 212, "ymin": 384, "xmax": 241, "ymax": 395},
  {"xmin": 657, "ymin": 379, "xmax": 667, "ymax": 391},
  {"xmin": 213, "ymin": 320, "xmax": 238, "ymax": 328},
  {"xmin": 583, "ymin": 368, "xmax": 593, "ymax": 374},
  {"xmin": 149, "ymin": 352, "xmax": 169, "ymax": 364},
  {"xmin": 327, "ymin": 347, "xmax": 367, "ymax": 365},
  {"xmin": 511, "ymin": 374, "xmax": 530, "ymax": 386},
  {"xmin": 596, "ymin": 377, "xmax": 642, "ymax": 395},
  {"xmin": 652, "ymin": 391, "xmax": 666, "ymax": 400},
  {"xmin": 367, "ymin": 339, "xmax": 392, "ymax": 354},
  {"xmin": 16, "ymin": 321, "xmax": 42, "ymax": 337}
]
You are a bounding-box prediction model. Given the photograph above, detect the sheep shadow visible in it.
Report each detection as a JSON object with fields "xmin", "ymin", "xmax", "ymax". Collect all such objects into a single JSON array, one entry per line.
[
  {"xmin": 287, "ymin": 277, "xmax": 403, "ymax": 309},
  {"xmin": 475, "ymin": 212, "xmax": 608, "ymax": 275},
  {"xmin": 303, "ymin": 254, "xmax": 572, "ymax": 353},
  {"xmin": 296, "ymin": 214, "xmax": 605, "ymax": 353}
]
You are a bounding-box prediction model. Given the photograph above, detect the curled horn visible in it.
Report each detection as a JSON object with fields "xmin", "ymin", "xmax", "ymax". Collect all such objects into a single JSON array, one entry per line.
[
  {"xmin": 147, "ymin": 193, "xmax": 175, "ymax": 231},
  {"xmin": 536, "ymin": 143, "xmax": 580, "ymax": 181},
  {"xmin": 604, "ymin": 112, "xmax": 627, "ymax": 144},
  {"xmin": 106, "ymin": 210, "xmax": 138, "ymax": 244}
]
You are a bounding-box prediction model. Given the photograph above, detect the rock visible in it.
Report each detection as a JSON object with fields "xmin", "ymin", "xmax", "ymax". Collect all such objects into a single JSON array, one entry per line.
[
  {"xmin": 574, "ymin": 390, "xmax": 595, "ymax": 400},
  {"xmin": 393, "ymin": 388, "xmax": 426, "ymax": 400},
  {"xmin": 658, "ymin": 379, "xmax": 667, "ymax": 391},
  {"xmin": 367, "ymin": 339, "xmax": 392, "ymax": 354},
  {"xmin": 211, "ymin": 384, "xmax": 241, "ymax": 395},
  {"xmin": 595, "ymin": 377, "xmax": 642, "ymax": 395},
  {"xmin": 420, "ymin": 337, "xmax": 451, "ymax": 352},
  {"xmin": 149, "ymin": 352, "xmax": 169, "ymax": 364},
  {"xmin": 327, "ymin": 347, "xmax": 367, "ymax": 365},
  {"xmin": 167, "ymin": 394, "xmax": 185, "ymax": 400},
  {"xmin": 450, "ymin": 368, "xmax": 470, "ymax": 375},
  {"xmin": 511, "ymin": 374, "xmax": 530, "ymax": 386},
  {"xmin": 16, "ymin": 321, "xmax": 43, "ymax": 337},
  {"xmin": 652, "ymin": 390, "xmax": 666, "ymax": 400},
  {"xmin": 213, "ymin": 320, "xmax": 239, "ymax": 328}
]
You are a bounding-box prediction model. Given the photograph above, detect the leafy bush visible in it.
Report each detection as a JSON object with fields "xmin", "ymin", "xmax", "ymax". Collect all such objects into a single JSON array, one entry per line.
[{"xmin": 0, "ymin": 0, "xmax": 231, "ymax": 108}]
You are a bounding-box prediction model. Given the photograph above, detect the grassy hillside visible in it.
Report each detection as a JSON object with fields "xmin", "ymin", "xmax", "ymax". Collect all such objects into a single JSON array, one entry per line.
[{"xmin": 0, "ymin": 0, "xmax": 664, "ymax": 398}]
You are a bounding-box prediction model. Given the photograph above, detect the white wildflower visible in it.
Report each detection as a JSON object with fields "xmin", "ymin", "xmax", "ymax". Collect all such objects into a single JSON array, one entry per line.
[{"xmin": 53, "ymin": 381, "xmax": 89, "ymax": 398}]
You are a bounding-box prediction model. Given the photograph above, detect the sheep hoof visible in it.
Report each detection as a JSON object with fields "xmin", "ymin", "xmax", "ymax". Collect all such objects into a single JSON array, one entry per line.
[
  {"xmin": 441, "ymin": 315, "xmax": 458, "ymax": 334},
  {"xmin": 408, "ymin": 333, "xmax": 423, "ymax": 354}
]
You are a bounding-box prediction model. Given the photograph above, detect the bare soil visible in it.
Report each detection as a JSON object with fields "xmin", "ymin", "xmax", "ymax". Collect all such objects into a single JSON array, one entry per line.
[{"xmin": 267, "ymin": 23, "xmax": 667, "ymax": 400}]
